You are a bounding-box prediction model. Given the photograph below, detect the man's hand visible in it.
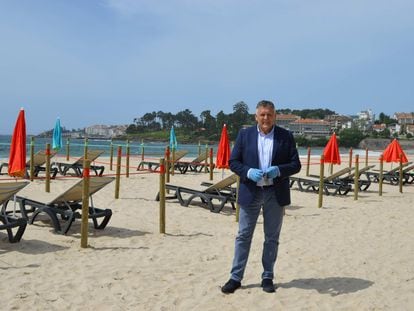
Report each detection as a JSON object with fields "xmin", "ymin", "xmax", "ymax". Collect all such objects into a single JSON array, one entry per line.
[
  {"xmin": 247, "ymin": 168, "xmax": 263, "ymax": 182},
  {"xmin": 265, "ymin": 166, "xmax": 280, "ymax": 179}
]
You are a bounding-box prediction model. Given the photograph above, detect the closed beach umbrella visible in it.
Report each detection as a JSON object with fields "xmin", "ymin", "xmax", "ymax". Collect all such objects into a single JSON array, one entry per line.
[
  {"xmin": 169, "ymin": 126, "xmax": 178, "ymax": 151},
  {"xmin": 52, "ymin": 117, "xmax": 63, "ymax": 151},
  {"xmin": 323, "ymin": 133, "xmax": 341, "ymax": 165},
  {"xmin": 8, "ymin": 108, "xmax": 27, "ymax": 177},
  {"xmin": 216, "ymin": 124, "xmax": 231, "ymax": 169},
  {"xmin": 382, "ymin": 138, "xmax": 408, "ymax": 163}
]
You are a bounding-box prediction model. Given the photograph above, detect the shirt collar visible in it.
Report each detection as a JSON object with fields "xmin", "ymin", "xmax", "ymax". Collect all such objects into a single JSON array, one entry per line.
[{"xmin": 257, "ymin": 125, "xmax": 275, "ymax": 137}]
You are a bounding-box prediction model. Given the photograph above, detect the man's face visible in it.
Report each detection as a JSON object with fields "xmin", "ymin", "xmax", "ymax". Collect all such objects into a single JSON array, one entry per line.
[{"xmin": 255, "ymin": 106, "xmax": 276, "ymax": 134}]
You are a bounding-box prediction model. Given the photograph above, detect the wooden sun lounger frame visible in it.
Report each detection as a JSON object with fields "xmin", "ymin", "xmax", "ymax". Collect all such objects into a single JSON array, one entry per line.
[
  {"xmin": 15, "ymin": 177, "xmax": 114, "ymax": 234},
  {"xmin": 401, "ymin": 163, "xmax": 414, "ymax": 184},
  {"xmin": 289, "ymin": 167, "xmax": 353, "ymax": 195},
  {"xmin": 0, "ymin": 181, "xmax": 29, "ymax": 243},
  {"xmin": 174, "ymin": 153, "xmax": 213, "ymax": 174},
  {"xmin": 364, "ymin": 162, "xmax": 413, "ymax": 185},
  {"xmin": 0, "ymin": 150, "xmax": 58, "ymax": 178},
  {"xmin": 55, "ymin": 150, "xmax": 105, "ymax": 177},
  {"xmin": 156, "ymin": 174, "xmax": 238, "ymax": 213},
  {"xmin": 137, "ymin": 150, "xmax": 189, "ymax": 172},
  {"xmin": 331, "ymin": 165, "xmax": 375, "ymax": 191}
]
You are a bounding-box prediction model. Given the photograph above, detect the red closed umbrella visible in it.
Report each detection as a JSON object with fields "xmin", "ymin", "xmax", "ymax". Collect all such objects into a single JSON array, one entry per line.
[
  {"xmin": 8, "ymin": 108, "xmax": 27, "ymax": 177},
  {"xmin": 382, "ymin": 139, "xmax": 408, "ymax": 163},
  {"xmin": 323, "ymin": 133, "xmax": 341, "ymax": 165},
  {"xmin": 216, "ymin": 124, "xmax": 231, "ymax": 169}
]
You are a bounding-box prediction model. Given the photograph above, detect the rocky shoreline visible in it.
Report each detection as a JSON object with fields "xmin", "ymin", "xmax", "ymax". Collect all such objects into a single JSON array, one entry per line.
[{"xmin": 359, "ymin": 138, "xmax": 414, "ymax": 150}]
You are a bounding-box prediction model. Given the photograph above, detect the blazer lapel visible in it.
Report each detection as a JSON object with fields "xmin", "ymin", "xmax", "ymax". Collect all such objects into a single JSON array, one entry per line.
[
  {"xmin": 249, "ymin": 126, "xmax": 259, "ymax": 167},
  {"xmin": 272, "ymin": 127, "xmax": 279, "ymax": 161}
]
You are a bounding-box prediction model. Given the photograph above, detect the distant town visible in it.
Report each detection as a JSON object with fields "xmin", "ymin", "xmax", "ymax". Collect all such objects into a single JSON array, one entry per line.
[{"xmin": 37, "ymin": 109, "xmax": 414, "ymax": 144}]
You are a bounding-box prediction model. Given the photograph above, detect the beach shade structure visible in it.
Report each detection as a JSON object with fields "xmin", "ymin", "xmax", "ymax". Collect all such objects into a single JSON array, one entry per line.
[
  {"xmin": 323, "ymin": 133, "xmax": 341, "ymax": 174},
  {"xmin": 323, "ymin": 133, "xmax": 341, "ymax": 165},
  {"xmin": 8, "ymin": 108, "xmax": 27, "ymax": 178},
  {"xmin": 382, "ymin": 138, "xmax": 408, "ymax": 163},
  {"xmin": 216, "ymin": 124, "xmax": 231, "ymax": 169},
  {"xmin": 169, "ymin": 126, "xmax": 178, "ymax": 151},
  {"xmin": 52, "ymin": 117, "xmax": 63, "ymax": 151}
]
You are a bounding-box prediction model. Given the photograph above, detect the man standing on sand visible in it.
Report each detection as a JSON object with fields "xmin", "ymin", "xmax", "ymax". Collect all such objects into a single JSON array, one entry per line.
[{"xmin": 221, "ymin": 100, "xmax": 301, "ymax": 294}]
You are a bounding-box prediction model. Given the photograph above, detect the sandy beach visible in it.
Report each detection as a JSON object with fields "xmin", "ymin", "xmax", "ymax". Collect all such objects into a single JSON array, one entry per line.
[{"xmin": 1, "ymin": 155, "xmax": 414, "ymax": 310}]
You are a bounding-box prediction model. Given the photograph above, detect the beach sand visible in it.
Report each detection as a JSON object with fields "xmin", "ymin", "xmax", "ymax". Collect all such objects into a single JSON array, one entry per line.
[{"xmin": 1, "ymin": 155, "xmax": 414, "ymax": 310}]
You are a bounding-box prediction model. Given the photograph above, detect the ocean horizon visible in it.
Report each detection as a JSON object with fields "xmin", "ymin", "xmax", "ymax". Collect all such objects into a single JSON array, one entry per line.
[{"xmin": 0, "ymin": 135, "xmax": 398, "ymax": 160}]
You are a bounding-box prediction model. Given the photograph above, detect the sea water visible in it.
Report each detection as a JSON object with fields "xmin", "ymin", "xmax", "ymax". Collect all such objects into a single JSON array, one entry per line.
[{"xmin": 0, "ymin": 135, "xmax": 402, "ymax": 160}]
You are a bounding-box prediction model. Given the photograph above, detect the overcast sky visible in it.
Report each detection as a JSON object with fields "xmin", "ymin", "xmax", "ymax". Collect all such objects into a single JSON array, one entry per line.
[{"xmin": 1, "ymin": 0, "xmax": 413, "ymax": 134}]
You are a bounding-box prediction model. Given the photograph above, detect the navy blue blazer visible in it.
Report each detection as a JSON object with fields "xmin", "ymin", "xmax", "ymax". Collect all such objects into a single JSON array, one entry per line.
[{"xmin": 229, "ymin": 125, "xmax": 301, "ymax": 207}]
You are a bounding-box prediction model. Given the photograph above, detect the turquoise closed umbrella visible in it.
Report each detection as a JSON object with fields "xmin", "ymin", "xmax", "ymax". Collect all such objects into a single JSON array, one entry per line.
[
  {"xmin": 169, "ymin": 126, "xmax": 178, "ymax": 151},
  {"xmin": 52, "ymin": 117, "xmax": 62, "ymax": 151}
]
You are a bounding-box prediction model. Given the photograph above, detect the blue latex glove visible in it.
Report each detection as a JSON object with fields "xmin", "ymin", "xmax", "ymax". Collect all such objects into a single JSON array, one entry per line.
[
  {"xmin": 265, "ymin": 166, "xmax": 280, "ymax": 179},
  {"xmin": 247, "ymin": 168, "xmax": 263, "ymax": 182}
]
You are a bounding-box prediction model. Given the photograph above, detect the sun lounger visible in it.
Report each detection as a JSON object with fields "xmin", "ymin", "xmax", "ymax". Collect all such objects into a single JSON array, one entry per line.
[
  {"xmin": 364, "ymin": 162, "xmax": 413, "ymax": 185},
  {"xmin": 174, "ymin": 153, "xmax": 212, "ymax": 174},
  {"xmin": 0, "ymin": 181, "xmax": 29, "ymax": 242},
  {"xmin": 290, "ymin": 167, "xmax": 353, "ymax": 195},
  {"xmin": 138, "ymin": 150, "xmax": 189, "ymax": 172},
  {"xmin": 156, "ymin": 174, "xmax": 238, "ymax": 213},
  {"xmin": 332, "ymin": 165, "xmax": 375, "ymax": 191},
  {"xmin": 401, "ymin": 163, "xmax": 414, "ymax": 184},
  {"xmin": 55, "ymin": 149, "xmax": 105, "ymax": 177},
  {"xmin": 0, "ymin": 150, "xmax": 58, "ymax": 178},
  {"xmin": 15, "ymin": 177, "xmax": 114, "ymax": 234}
]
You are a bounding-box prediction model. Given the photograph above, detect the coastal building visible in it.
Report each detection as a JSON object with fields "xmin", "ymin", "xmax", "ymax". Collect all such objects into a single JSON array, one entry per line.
[
  {"xmin": 394, "ymin": 112, "xmax": 414, "ymax": 125},
  {"xmin": 289, "ymin": 118, "xmax": 331, "ymax": 138},
  {"xmin": 324, "ymin": 114, "xmax": 352, "ymax": 131},
  {"xmin": 275, "ymin": 113, "xmax": 300, "ymax": 130},
  {"xmin": 85, "ymin": 125, "xmax": 127, "ymax": 138},
  {"xmin": 372, "ymin": 123, "xmax": 387, "ymax": 133}
]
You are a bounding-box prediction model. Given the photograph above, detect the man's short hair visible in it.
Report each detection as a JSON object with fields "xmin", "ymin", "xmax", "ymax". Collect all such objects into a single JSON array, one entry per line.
[{"xmin": 256, "ymin": 100, "xmax": 275, "ymax": 110}]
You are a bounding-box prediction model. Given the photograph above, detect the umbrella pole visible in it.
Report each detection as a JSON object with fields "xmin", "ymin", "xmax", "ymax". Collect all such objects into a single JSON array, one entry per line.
[{"xmin": 209, "ymin": 148, "xmax": 214, "ymax": 181}]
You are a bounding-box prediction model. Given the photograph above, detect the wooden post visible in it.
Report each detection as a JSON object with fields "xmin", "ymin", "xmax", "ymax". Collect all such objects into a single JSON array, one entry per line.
[
  {"xmin": 348, "ymin": 147, "xmax": 353, "ymax": 168},
  {"xmin": 365, "ymin": 148, "xmax": 369, "ymax": 167},
  {"xmin": 45, "ymin": 143, "xmax": 51, "ymax": 193},
  {"xmin": 204, "ymin": 146, "xmax": 208, "ymax": 173},
  {"xmin": 29, "ymin": 137, "xmax": 35, "ymax": 181},
  {"xmin": 141, "ymin": 139, "xmax": 145, "ymax": 161},
  {"xmin": 399, "ymin": 154, "xmax": 403, "ymax": 194},
  {"xmin": 80, "ymin": 160, "xmax": 90, "ymax": 248},
  {"xmin": 209, "ymin": 148, "xmax": 214, "ymax": 181},
  {"xmin": 66, "ymin": 138, "xmax": 70, "ymax": 161},
  {"xmin": 115, "ymin": 146, "xmax": 122, "ymax": 199},
  {"xmin": 159, "ymin": 158, "xmax": 166, "ymax": 234},
  {"xmin": 84, "ymin": 138, "xmax": 88, "ymax": 157},
  {"xmin": 109, "ymin": 139, "xmax": 114, "ymax": 171},
  {"xmin": 126, "ymin": 139, "xmax": 130, "ymax": 178},
  {"xmin": 165, "ymin": 146, "xmax": 170, "ymax": 183},
  {"xmin": 379, "ymin": 154, "xmax": 383, "ymax": 196},
  {"xmin": 171, "ymin": 148, "xmax": 175, "ymax": 176},
  {"xmin": 354, "ymin": 154, "xmax": 359, "ymax": 201},
  {"xmin": 306, "ymin": 147, "xmax": 311, "ymax": 177},
  {"xmin": 318, "ymin": 155, "xmax": 324, "ymax": 208}
]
